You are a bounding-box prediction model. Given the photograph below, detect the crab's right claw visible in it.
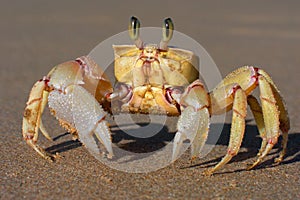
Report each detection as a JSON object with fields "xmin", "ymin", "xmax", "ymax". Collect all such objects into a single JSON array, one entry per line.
[
  {"xmin": 69, "ymin": 85, "xmax": 114, "ymax": 159},
  {"xmin": 172, "ymin": 80, "xmax": 210, "ymax": 162},
  {"xmin": 172, "ymin": 106, "xmax": 210, "ymax": 162}
]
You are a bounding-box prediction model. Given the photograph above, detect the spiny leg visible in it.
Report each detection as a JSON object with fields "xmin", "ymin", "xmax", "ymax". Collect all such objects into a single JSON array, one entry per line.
[
  {"xmin": 257, "ymin": 69, "xmax": 290, "ymax": 163},
  {"xmin": 248, "ymin": 75, "xmax": 280, "ymax": 169},
  {"xmin": 22, "ymin": 80, "xmax": 56, "ymax": 161},
  {"xmin": 204, "ymin": 87, "xmax": 247, "ymax": 176},
  {"xmin": 247, "ymin": 95, "xmax": 267, "ymax": 156}
]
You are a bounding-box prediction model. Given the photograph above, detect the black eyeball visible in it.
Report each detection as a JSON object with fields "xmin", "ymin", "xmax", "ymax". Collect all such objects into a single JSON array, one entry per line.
[
  {"xmin": 129, "ymin": 16, "xmax": 140, "ymax": 41},
  {"xmin": 162, "ymin": 18, "xmax": 174, "ymax": 42}
]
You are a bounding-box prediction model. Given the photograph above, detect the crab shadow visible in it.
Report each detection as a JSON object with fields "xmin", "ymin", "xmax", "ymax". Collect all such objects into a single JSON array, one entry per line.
[
  {"xmin": 45, "ymin": 133, "xmax": 82, "ymax": 154},
  {"xmin": 45, "ymin": 121, "xmax": 300, "ymax": 169}
]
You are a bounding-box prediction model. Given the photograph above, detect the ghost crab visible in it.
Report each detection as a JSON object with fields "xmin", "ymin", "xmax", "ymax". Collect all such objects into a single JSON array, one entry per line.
[{"xmin": 22, "ymin": 16, "xmax": 290, "ymax": 175}]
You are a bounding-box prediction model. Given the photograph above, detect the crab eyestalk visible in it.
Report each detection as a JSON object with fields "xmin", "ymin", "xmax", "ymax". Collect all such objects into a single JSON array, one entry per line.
[
  {"xmin": 159, "ymin": 18, "xmax": 174, "ymax": 51},
  {"xmin": 129, "ymin": 16, "xmax": 143, "ymax": 49}
]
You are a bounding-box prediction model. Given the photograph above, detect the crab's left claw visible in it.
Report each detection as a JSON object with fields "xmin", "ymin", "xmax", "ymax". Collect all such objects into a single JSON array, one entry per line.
[{"xmin": 171, "ymin": 80, "xmax": 210, "ymax": 162}]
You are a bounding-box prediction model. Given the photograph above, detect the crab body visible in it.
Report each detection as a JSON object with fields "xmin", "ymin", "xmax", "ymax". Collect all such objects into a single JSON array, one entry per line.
[
  {"xmin": 111, "ymin": 44, "xmax": 198, "ymax": 115},
  {"xmin": 22, "ymin": 17, "xmax": 290, "ymax": 175}
]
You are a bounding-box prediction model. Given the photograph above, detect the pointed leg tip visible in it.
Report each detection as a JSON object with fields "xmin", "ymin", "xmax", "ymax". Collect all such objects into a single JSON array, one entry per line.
[
  {"xmin": 247, "ymin": 162, "xmax": 259, "ymax": 170},
  {"xmin": 171, "ymin": 156, "xmax": 176, "ymax": 164},
  {"xmin": 274, "ymin": 149, "xmax": 286, "ymax": 164},
  {"xmin": 44, "ymin": 153, "xmax": 58, "ymax": 162},
  {"xmin": 246, "ymin": 165, "xmax": 254, "ymax": 170},
  {"xmin": 45, "ymin": 156, "xmax": 54, "ymax": 162},
  {"xmin": 171, "ymin": 149, "xmax": 180, "ymax": 163},
  {"xmin": 256, "ymin": 152, "xmax": 262, "ymax": 157},
  {"xmin": 107, "ymin": 153, "xmax": 114, "ymax": 159},
  {"xmin": 51, "ymin": 152, "xmax": 62, "ymax": 162},
  {"xmin": 46, "ymin": 137, "xmax": 54, "ymax": 142},
  {"xmin": 274, "ymin": 156, "xmax": 283, "ymax": 164},
  {"xmin": 203, "ymin": 169, "xmax": 214, "ymax": 176}
]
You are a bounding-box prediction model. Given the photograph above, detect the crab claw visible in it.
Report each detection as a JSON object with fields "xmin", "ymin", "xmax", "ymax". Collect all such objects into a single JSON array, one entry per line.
[
  {"xmin": 22, "ymin": 56, "xmax": 114, "ymax": 160},
  {"xmin": 46, "ymin": 59, "xmax": 114, "ymax": 159},
  {"xmin": 171, "ymin": 80, "xmax": 210, "ymax": 162},
  {"xmin": 67, "ymin": 85, "xmax": 114, "ymax": 159}
]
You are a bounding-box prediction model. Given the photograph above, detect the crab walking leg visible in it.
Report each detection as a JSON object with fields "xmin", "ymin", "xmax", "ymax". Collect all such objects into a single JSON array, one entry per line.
[
  {"xmin": 172, "ymin": 80, "xmax": 210, "ymax": 162},
  {"xmin": 39, "ymin": 90, "xmax": 53, "ymax": 141},
  {"xmin": 274, "ymin": 94, "xmax": 289, "ymax": 163},
  {"xmin": 70, "ymin": 85, "xmax": 113, "ymax": 158},
  {"xmin": 248, "ymin": 75, "xmax": 280, "ymax": 169},
  {"xmin": 258, "ymin": 70, "xmax": 290, "ymax": 163},
  {"xmin": 205, "ymin": 88, "xmax": 247, "ymax": 175},
  {"xmin": 22, "ymin": 80, "xmax": 55, "ymax": 160},
  {"xmin": 247, "ymin": 95, "xmax": 267, "ymax": 156},
  {"xmin": 275, "ymin": 128, "xmax": 288, "ymax": 163}
]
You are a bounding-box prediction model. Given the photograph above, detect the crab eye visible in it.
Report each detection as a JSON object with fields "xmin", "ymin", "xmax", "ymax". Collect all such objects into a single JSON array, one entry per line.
[
  {"xmin": 129, "ymin": 16, "xmax": 140, "ymax": 41},
  {"xmin": 162, "ymin": 18, "xmax": 174, "ymax": 42}
]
